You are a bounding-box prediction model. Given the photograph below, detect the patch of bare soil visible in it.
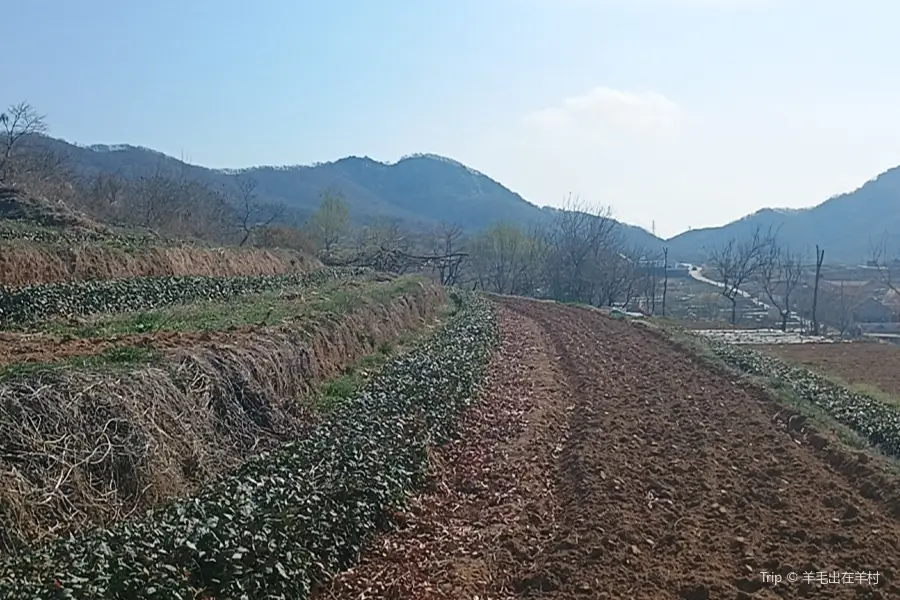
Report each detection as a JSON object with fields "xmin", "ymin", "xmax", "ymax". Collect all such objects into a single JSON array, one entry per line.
[
  {"xmin": 326, "ymin": 297, "xmax": 900, "ymax": 599},
  {"xmin": 758, "ymin": 341, "xmax": 900, "ymax": 397}
]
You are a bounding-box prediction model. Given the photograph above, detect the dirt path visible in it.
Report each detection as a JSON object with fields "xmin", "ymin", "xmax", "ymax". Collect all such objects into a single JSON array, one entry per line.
[{"xmin": 325, "ymin": 297, "xmax": 900, "ymax": 599}]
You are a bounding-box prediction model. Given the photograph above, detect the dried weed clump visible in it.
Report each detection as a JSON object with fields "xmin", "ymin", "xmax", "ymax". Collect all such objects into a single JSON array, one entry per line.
[
  {"xmin": 0, "ymin": 244, "xmax": 321, "ymax": 288},
  {"xmin": 0, "ymin": 283, "xmax": 446, "ymax": 553}
]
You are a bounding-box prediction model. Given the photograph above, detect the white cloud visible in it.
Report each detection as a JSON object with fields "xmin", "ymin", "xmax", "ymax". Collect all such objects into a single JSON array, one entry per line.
[{"xmin": 524, "ymin": 87, "xmax": 682, "ymax": 140}]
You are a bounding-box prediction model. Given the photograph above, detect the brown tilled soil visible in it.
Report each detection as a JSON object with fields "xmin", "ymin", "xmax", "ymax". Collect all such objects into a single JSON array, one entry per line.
[
  {"xmin": 325, "ymin": 298, "xmax": 900, "ymax": 599},
  {"xmin": 0, "ymin": 243, "xmax": 320, "ymax": 287},
  {"xmin": 758, "ymin": 342, "xmax": 900, "ymax": 398}
]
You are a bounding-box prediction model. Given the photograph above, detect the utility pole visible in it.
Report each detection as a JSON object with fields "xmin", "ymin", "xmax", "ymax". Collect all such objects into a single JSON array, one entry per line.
[{"xmin": 812, "ymin": 245, "xmax": 825, "ymax": 335}]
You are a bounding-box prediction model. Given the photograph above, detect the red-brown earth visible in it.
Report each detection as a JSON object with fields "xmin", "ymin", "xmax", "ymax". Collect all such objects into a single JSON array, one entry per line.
[{"xmin": 322, "ymin": 297, "xmax": 900, "ymax": 599}]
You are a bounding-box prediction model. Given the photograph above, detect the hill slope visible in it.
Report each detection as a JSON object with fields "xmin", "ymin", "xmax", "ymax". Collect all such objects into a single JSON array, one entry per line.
[
  {"xmin": 666, "ymin": 167, "xmax": 900, "ymax": 263},
  {"xmin": 25, "ymin": 136, "xmax": 663, "ymax": 249}
]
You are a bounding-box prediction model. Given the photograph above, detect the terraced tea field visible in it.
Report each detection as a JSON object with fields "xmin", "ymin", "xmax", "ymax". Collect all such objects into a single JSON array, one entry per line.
[
  {"xmin": 0, "ymin": 263, "xmax": 454, "ymax": 554},
  {"xmin": 3, "ymin": 269, "xmax": 900, "ymax": 598}
]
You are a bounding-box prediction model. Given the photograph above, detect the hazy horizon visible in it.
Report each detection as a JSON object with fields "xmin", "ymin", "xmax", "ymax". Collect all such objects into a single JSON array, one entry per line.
[{"xmin": 7, "ymin": 0, "xmax": 900, "ymax": 238}]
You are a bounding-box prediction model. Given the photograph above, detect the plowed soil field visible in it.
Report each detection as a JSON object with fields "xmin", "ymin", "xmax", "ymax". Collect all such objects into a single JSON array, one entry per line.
[
  {"xmin": 758, "ymin": 342, "xmax": 900, "ymax": 398},
  {"xmin": 324, "ymin": 297, "xmax": 900, "ymax": 599}
]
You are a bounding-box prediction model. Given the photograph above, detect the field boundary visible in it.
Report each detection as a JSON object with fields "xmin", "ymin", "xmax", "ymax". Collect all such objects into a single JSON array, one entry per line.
[
  {"xmin": 0, "ymin": 292, "xmax": 499, "ymax": 599},
  {"xmin": 0, "ymin": 282, "xmax": 447, "ymax": 552},
  {"xmin": 641, "ymin": 320, "xmax": 900, "ymax": 520}
]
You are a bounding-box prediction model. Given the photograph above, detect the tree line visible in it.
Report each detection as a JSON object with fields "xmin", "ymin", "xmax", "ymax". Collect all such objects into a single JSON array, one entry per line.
[{"xmin": 306, "ymin": 191, "xmax": 673, "ymax": 313}]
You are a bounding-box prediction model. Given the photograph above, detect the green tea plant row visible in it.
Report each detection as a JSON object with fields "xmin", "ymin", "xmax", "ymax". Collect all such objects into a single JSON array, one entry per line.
[
  {"xmin": 0, "ymin": 266, "xmax": 371, "ymax": 327},
  {"xmin": 0, "ymin": 227, "xmax": 153, "ymax": 247},
  {"xmin": 708, "ymin": 340, "xmax": 900, "ymax": 458},
  {"xmin": 0, "ymin": 291, "xmax": 499, "ymax": 599}
]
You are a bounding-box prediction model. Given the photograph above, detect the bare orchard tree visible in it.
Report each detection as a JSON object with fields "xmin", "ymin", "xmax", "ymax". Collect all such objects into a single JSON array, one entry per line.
[
  {"xmin": 757, "ymin": 241, "xmax": 805, "ymax": 331},
  {"xmin": 708, "ymin": 226, "xmax": 776, "ymax": 324},
  {"xmin": 593, "ymin": 245, "xmax": 643, "ymax": 308},
  {"xmin": 831, "ymin": 280, "xmax": 863, "ymax": 339},
  {"xmin": 234, "ymin": 176, "xmax": 283, "ymax": 245},
  {"xmin": 870, "ymin": 233, "xmax": 900, "ymax": 320},
  {"xmin": 637, "ymin": 248, "xmax": 669, "ymax": 315},
  {"xmin": 0, "ymin": 102, "xmax": 48, "ymax": 182}
]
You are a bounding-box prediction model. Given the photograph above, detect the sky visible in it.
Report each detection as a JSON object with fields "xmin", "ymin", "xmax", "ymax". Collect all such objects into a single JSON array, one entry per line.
[{"xmin": 4, "ymin": 0, "xmax": 900, "ymax": 238}]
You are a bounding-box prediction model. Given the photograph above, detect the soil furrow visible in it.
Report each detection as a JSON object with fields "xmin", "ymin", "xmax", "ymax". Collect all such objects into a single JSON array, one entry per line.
[{"xmin": 326, "ymin": 297, "xmax": 900, "ymax": 599}]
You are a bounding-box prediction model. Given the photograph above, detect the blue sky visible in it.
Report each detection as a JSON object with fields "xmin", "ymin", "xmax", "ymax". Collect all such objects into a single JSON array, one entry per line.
[{"xmin": 5, "ymin": 0, "xmax": 900, "ymax": 237}]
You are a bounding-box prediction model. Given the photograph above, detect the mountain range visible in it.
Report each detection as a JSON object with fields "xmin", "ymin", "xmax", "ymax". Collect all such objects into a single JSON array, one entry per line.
[{"xmin": 24, "ymin": 136, "xmax": 900, "ymax": 263}]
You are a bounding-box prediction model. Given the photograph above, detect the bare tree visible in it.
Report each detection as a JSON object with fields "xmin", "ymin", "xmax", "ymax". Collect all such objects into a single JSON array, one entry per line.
[
  {"xmin": 638, "ymin": 251, "xmax": 662, "ymax": 314},
  {"xmin": 708, "ymin": 226, "xmax": 775, "ymax": 324},
  {"xmin": 81, "ymin": 171, "xmax": 126, "ymax": 217},
  {"xmin": 308, "ymin": 189, "xmax": 350, "ymax": 255},
  {"xmin": 467, "ymin": 222, "xmax": 534, "ymax": 294},
  {"xmin": 826, "ymin": 280, "xmax": 863, "ymax": 339},
  {"xmin": 234, "ymin": 176, "xmax": 283, "ymax": 246},
  {"xmin": 870, "ymin": 234, "xmax": 900, "ymax": 320},
  {"xmin": 757, "ymin": 241, "xmax": 805, "ymax": 331},
  {"xmin": 543, "ymin": 197, "xmax": 620, "ymax": 303},
  {"xmin": 0, "ymin": 102, "xmax": 48, "ymax": 182},
  {"xmin": 430, "ymin": 222, "xmax": 467, "ymax": 286},
  {"xmin": 594, "ymin": 246, "xmax": 642, "ymax": 308},
  {"xmin": 350, "ymin": 217, "xmax": 415, "ymax": 272},
  {"xmin": 638, "ymin": 248, "xmax": 669, "ymax": 316}
]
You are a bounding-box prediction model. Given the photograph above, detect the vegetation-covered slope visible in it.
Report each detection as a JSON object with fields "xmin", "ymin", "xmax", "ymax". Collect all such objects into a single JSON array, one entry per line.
[
  {"xmin": 667, "ymin": 167, "xmax": 900, "ymax": 263},
  {"xmin": 23, "ymin": 135, "xmax": 663, "ymax": 248}
]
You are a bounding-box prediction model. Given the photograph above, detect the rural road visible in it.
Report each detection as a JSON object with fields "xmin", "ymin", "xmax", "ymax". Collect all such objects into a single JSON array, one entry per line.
[
  {"xmin": 689, "ymin": 266, "xmax": 810, "ymax": 329},
  {"xmin": 689, "ymin": 266, "xmax": 773, "ymax": 309},
  {"xmin": 324, "ymin": 298, "xmax": 900, "ymax": 598}
]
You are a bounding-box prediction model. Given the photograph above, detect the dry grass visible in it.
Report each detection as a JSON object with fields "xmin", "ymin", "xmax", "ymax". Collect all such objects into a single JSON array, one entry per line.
[
  {"xmin": 0, "ymin": 243, "xmax": 321, "ymax": 288},
  {"xmin": 0, "ymin": 188, "xmax": 322, "ymax": 287},
  {"xmin": 0, "ymin": 282, "xmax": 447, "ymax": 553},
  {"xmin": 0, "ymin": 186, "xmax": 104, "ymax": 232}
]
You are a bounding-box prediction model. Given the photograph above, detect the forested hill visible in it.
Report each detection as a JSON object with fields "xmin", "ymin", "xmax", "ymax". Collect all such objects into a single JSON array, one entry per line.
[
  {"xmin": 666, "ymin": 167, "xmax": 900, "ymax": 263},
  {"xmin": 23, "ymin": 136, "xmax": 665, "ymax": 250}
]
